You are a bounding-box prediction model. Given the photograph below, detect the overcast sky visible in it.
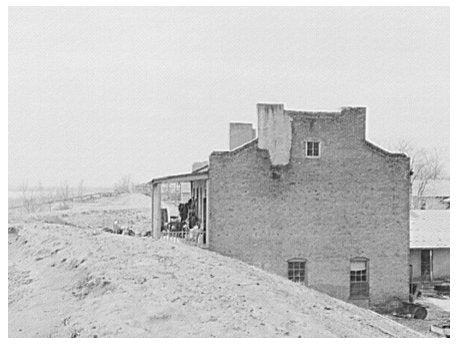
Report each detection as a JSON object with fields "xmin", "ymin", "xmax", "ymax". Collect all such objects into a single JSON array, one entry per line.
[{"xmin": 9, "ymin": 7, "xmax": 449, "ymax": 188}]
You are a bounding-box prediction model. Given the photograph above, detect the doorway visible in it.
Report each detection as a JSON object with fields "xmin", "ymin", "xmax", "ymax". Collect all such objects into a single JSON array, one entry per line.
[{"xmin": 420, "ymin": 249, "xmax": 432, "ymax": 282}]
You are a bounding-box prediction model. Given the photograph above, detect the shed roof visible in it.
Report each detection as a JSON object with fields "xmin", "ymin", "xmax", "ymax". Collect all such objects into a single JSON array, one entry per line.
[
  {"xmin": 410, "ymin": 210, "xmax": 450, "ymax": 249},
  {"xmin": 150, "ymin": 171, "xmax": 208, "ymax": 185}
]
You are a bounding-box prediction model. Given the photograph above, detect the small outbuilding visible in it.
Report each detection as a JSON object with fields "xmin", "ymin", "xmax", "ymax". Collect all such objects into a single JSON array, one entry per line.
[{"xmin": 410, "ymin": 210, "xmax": 450, "ymax": 283}]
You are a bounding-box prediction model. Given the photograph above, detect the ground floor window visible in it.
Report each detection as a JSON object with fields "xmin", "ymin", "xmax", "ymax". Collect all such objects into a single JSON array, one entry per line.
[
  {"xmin": 288, "ymin": 259, "xmax": 307, "ymax": 285},
  {"xmin": 350, "ymin": 258, "xmax": 369, "ymax": 298}
]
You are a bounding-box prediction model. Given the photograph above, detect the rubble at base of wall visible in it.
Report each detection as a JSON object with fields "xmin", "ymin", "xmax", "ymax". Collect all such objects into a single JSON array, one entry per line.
[
  {"xmin": 371, "ymin": 297, "xmax": 405, "ymax": 314},
  {"xmin": 371, "ymin": 297, "xmax": 428, "ymax": 320}
]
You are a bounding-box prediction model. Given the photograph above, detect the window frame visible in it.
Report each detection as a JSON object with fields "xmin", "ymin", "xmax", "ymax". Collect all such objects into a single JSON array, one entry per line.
[
  {"xmin": 349, "ymin": 257, "xmax": 369, "ymax": 299},
  {"xmin": 305, "ymin": 140, "xmax": 321, "ymax": 158},
  {"xmin": 287, "ymin": 258, "xmax": 307, "ymax": 285}
]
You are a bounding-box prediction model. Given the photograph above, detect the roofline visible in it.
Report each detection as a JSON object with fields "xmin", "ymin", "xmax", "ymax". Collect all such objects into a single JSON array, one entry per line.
[
  {"xmin": 230, "ymin": 122, "xmax": 254, "ymax": 126},
  {"xmin": 410, "ymin": 246, "xmax": 450, "ymax": 250},
  {"xmin": 211, "ymin": 138, "xmax": 258, "ymax": 157},
  {"xmin": 193, "ymin": 164, "xmax": 209, "ymax": 173},
  {"xmin": 151, "ymin": 171, "xmax": 209, "ymax": 185},
  {"xmin": 364, "ymin": 140, "xmax": 408, "ymax": 158}
]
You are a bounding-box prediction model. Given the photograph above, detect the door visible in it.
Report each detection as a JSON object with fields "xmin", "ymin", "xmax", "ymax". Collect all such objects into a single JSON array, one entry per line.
[{"xmin": 420, "ymin": 249, "xmax": 432, "ymax": 282}]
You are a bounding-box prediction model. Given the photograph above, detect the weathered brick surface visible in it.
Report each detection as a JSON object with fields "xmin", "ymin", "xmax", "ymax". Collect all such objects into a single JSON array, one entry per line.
[
  {"xmin": 257, "ymin": 104, "xmax": 292, "ymax": 165},
  {"xmin": 229, "ymin": 123, "xmax": 256, "ymax": 150},
  {"xmin": 208, "ymin": 108, "xmax": 410, "ymax": 306}
]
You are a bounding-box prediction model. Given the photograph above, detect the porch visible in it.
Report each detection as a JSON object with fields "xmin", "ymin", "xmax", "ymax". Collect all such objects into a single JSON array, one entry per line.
[{"xmin": 150, "ymin": 170, "xmax": 210, "ymax": 248}]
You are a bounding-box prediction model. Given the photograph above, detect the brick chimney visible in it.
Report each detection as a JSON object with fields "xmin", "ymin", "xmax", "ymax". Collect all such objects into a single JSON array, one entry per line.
[
  {"xmin": 229, "ymin": 122, "xmax": 256, "ymax": 150},
  {"xmin": 341, "ymin": 107, "xmax": 366, "ymax": 140},
  {"xmin": 257, "ymin": 103, "xmax": 292, "ymax": 165}
]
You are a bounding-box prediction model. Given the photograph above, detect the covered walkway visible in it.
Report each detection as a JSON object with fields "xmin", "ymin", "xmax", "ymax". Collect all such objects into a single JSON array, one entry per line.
[{"xmin": 150, "ymin": 170, "xmax": 209, "ymax": 247}]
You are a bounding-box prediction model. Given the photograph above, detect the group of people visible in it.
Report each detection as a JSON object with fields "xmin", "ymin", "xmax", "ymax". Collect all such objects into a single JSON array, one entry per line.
[
  {"xmin": 178, "ymin": 198, "xmax": 199, "ymax": 228},
  {"xmin": 165, "ymin": 198, "xmax": 204, "ymax": 244}
]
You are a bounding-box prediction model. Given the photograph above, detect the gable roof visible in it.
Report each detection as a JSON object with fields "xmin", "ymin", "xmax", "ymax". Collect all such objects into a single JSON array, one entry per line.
[{"xmin": 410, "ymin": 210, "xmax": 450, "ymax": 249}]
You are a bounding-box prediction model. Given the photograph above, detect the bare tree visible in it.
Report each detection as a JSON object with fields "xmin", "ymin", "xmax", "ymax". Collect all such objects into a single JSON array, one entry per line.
[
  {"xmin": 77, "ymin": 179, "xmax": 85, "ymax": 198},
  {"xmin": 114, "ymin": 175, "xmax": 132, "ymax": 194},
  {"xmin": 36, "ymin": 181, "xmax": 48, "ymax": 212},
  {"xmin": 58, "ymin": 181, "xmax": 70, "ymax": 200},
  {"xmin": 47, "ymin": 190, "xmax": 55, "ymax": 212},
  {"xmin": 57, "ymin": 181, "xmax": 71, "ymax": 209},
  {"xmin": 20, "ymin": 181, "xmax": 35, "ymax": 212},
  {"xmin": 396, "ymin": 140, "xmax": 443, "ymax": 208}
]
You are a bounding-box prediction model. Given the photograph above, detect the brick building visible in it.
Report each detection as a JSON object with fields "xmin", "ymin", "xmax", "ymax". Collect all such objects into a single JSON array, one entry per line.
[{"xmin": 151, "ymin": 103, "xmax": 411, "ymax": 307}]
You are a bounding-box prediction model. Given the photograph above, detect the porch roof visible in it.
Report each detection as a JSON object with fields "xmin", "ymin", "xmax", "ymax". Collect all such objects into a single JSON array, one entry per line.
[
  {"xmin": 410, "ymin": 210, "xmax": 450, "ymax": 249},
  {"xmin": 150, "ymin": 171, "xmax": 208, "ymax": 185}
]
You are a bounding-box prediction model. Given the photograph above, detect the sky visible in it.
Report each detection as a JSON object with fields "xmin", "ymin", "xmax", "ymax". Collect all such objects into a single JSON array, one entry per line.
[{"xmin": 8, "ymin": 7, "xmax": 450, "ymax": 188}]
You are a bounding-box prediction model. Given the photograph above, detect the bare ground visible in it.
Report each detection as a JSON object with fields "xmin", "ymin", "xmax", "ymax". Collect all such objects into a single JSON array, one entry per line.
[
  {"xmin": 8, "ymin": 194, "xmax": 423, "ymax": 338},
  {"xmin": 386, "ymin": 297, "xmax": 450, "ymax": 337}
]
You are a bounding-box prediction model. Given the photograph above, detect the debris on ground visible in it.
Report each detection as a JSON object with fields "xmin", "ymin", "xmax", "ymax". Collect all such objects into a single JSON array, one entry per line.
[
  {"xmin": 372, "ymin": 297, "xmax": 427, "ymax": 320},
  {"xmin": 381, "ymin": 296, "xmax": 450, "ymax": 337},
  {"xmin": 430, "ymin": 319, "xmax": 450, "ymax": 338},
  {"xmin": 8, "ymin": 225, "xmax": 22, "ymax": 235},
  {"xmin": 102, "ymin": 227, "xmax": 113, "ymax": 233},
  {"xmin": 393, "ymin": 302, "xmax": 427, "ymax": 320}
]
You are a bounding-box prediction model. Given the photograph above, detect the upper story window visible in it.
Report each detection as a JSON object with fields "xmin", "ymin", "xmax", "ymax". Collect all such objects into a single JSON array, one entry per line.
[
  {"xmin": 350, "ymin": 258, "xmax": 369, "ymax": 299},
  {"xmin": 305, "ymin": 141, "xmax": 320, "ymax": 158},
  {"xmin": 287, "ymin": 259, "xmax": 307, "ymax": 285}
]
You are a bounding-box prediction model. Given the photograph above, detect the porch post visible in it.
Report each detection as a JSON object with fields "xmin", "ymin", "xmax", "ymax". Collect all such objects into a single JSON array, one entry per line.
[
  {"xmin": 205, "ymin": 179, "xmax": 209, "ymax": 248},
  {"xmin": 152, "ymin": 182, "xmax": 162, "ymax": 239}
]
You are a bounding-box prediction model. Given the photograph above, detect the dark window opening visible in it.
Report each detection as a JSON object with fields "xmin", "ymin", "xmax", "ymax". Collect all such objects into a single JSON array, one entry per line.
[
  {"xmin": 306, "ymin": 141, "xmax": 320, "ymax": 157},
  {"xmin": 350, "ymin": 259, "xmax": 369, "ymax": 298},
  {"xmin": 288, "ymin": 259, "xmax": 307, "ymax": 285}
]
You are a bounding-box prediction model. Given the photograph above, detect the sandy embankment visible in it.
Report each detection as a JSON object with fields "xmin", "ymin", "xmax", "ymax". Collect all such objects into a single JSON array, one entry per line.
[{"xmin": 8, "ymin": 194, "xmax": 422, "ymax": 338}]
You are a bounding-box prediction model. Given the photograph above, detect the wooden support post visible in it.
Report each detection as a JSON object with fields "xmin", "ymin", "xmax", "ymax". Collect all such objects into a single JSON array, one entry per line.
[
  {"xmin": 205, "ymin": 179, "xmax": 209, "ymax": 248},
  {"xmin": 152, "ymin": 183, "xmax": 162, "ymax": 239}
]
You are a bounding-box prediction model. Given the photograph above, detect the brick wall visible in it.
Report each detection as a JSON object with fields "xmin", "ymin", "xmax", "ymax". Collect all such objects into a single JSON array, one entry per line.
[{"xmin": 208, "ymin": 107, "xmax": 410, "ymax": 306}]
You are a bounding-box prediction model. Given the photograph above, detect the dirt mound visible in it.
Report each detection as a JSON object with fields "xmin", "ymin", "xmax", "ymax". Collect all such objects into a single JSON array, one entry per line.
[
  {"xmin": 72, "ymin": 274, "xmax": 113, "ymax": 300},
  {"xmin": 8, "ymin": 199, "xmax": 423, "ymax": 338}
]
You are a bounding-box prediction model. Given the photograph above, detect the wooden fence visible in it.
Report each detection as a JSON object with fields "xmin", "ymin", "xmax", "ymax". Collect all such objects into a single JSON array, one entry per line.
[{"xmin": 8, "ymin": 191, "xmax": 121, "ymax": 210}]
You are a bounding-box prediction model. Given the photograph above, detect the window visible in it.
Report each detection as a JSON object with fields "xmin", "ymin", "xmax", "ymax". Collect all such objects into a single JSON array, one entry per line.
[
  {"xmin": 288, "ymin": 259, "xmax": 307, "ymax": 285},
  {"xmin": 306, "ymin": 141, "xmax": 320, "ymax": 157},
  {"xmin": 350, "ymin": 258, "xmax": 369, "ymax": 298}
]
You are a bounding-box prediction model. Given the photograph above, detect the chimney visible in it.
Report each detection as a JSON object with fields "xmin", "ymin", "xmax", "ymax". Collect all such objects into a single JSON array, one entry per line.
[
  {"xmin": 341, "ymin": 107, "xmax": 366, "ymax": 140},
  {"xmin": 257, "ymin": 104, "xmax": 292, "ymax": 165},
  {"xmin": 192, "ymin": 161, "xmax": 208, "ymax": 172},
  {"xmin": 229, "ymin": 123, "xmax": 256, "ymax": 150}
]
